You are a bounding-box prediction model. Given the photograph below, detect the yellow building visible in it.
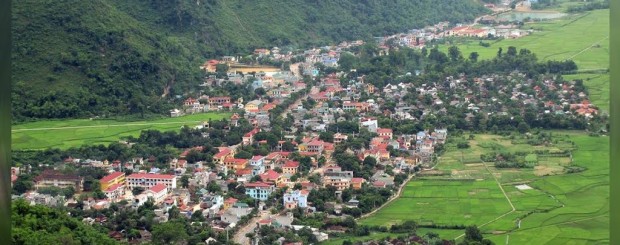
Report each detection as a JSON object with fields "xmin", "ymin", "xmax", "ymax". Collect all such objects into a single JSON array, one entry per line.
[
  {"xmin": 100, "ymin": 172, "xmax": 126, "ymax": 191},
  {"xmin": 244, "ymin": 100, "xmax": 263, "ymax": 112}
]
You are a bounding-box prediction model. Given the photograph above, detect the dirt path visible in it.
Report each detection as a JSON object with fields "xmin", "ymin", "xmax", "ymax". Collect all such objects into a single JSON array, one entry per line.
[
  {"xmin": 566, "ymin": 36, "xmax": 609, "ymax": 60},
  {"xmin": 453, "ymin": 161, "xmax": 516, "ymax": 240}
]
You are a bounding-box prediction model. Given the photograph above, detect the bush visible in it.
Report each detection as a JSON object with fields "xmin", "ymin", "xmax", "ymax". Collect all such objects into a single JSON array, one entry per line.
[{"xmin": 457, "ymin": 142, "xmax": 470, "ymax": 149}]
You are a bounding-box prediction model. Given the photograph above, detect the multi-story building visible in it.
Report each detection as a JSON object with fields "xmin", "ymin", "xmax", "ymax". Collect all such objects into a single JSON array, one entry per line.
[
  {"xmin": 104, "ymin": 183, "xmax": 125, "ymax": 201},
  {"xmin": 333, "ymin": 133, "xmax": 349, "ymax": 144},
  {"xmin": 126, "ymin": 173, "xmax": 177, "ymax": 190},
  {"xmin": 224, "ymin": 158, "xmax": 249, "ymax": 171},
  {"xmin": 322, "ymin": 176, "xmax": 351, "ymax": 191},
  {"xmin": 145, "ymin": 184, "xmax": 168, "ymax": 204},
  {"xmin": 245, "ymin": 182, "xmax": 275, "ymax": 201},
  {"xmin": 283, "ymin": 189, "xmax": 309, "ymax": 209},
  {"xmin": 34, "ymin": 170, "xmax": 83, "ymax": 191},
  {"xmin": 376, "ymin": 128, "xmax": 393, "ymax": 140},
  {"xmin": 282, "ymin": 161, "xmax": 300, "ymax": 175},
  {"xmin": 209, "ymin": 96, "xmax": 231, "ymax": 105},
  {"xmin": 100, "ymin": 172, "xmax": 126, "ymax": 191}
]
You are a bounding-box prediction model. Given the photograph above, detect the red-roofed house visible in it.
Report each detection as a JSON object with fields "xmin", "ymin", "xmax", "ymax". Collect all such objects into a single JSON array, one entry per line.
[
  {"xmin": 104, "ymin": 183, "xmax": 126, "ymax": 202},
  {"xmin": 224, "ymin": 158, "xmax": 249, "ymax": 171},
  {"xmin": 282, "ymin": 161, "xmax": 300, "ymax": 174},
  {"xmin": 100, "ymin": 172, "xmax": 126, "ymax": 191},
  {"xmin": 224, "ymin": 197, "xmax": 238, "ymax": 210},
  {"xmin": 373, "ymin": 181, "xmax": 387, "ymax": 188},
  {"xmin": 351, "ymin": 178, "xmax": 366, "ymax": 190},
  {"xmin": 260, "ymin": 170, "xmax": 283, "ymax": 185},
  {"xmin": 235, "ymin": 168, "xmax": 253, "ymax": 178},
  {"xmin": 377, "ymin": 128, "xmax": 393, "ymax": 140},
  {"xmin": 145, "ymin": 184, "xmax": 168, "ymax": 204},
  {"xmin": 214, "ymin": 147, "xmax": 234, "ymax": 164},
  {"xmin": 243, "ymin": 128, "xmax": 261, "ymax": 145}
]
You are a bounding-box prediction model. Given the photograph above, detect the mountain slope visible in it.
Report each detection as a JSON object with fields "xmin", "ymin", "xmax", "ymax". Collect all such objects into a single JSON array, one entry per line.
[{"xmin": 12, "ymin": 0, "xmax": 488, "ymax": 121}]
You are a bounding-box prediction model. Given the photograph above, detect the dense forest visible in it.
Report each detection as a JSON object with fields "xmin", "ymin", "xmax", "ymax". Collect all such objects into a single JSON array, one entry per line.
[{"xmin": 11, "ymin": 0, "xmax": 488, "ymax": 122}]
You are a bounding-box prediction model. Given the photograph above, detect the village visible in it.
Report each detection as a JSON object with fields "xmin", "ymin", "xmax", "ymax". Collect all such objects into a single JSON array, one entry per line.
[{"xmin": 10, "ymin": 1, "xmax": 602, "ymax": 243}]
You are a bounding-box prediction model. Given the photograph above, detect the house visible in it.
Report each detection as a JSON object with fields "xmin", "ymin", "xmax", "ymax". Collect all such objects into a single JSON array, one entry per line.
[
  {"xmin": 245, "ymin": 100, "xmax": 263, "ymax": 113},
  {"xmin": 224, "ymin": 158, "xmax": 249, "ymax": 171},
  {"xmin": 360, "ymin": 117, "xmax": 379, "ymax": 133},
  {"xmin": 282, "ymin": 161, "xmax": 300, "ymax": 174},
  {"xmin": 223, "ymin": 197, "xmax": 238, "ymax": 210},
  {"xmin": 283, "ymin": 189, "xmax": 309, "ymax": 209},
  {"xmin": 377, "ymin": 128, "xmax": 393, "ymax": 140},
  {"xmin": 170, "ymin": 109, "xmax": 183, "ymax": 117},
  {"xmin": 126, "ymin": 173, "xmax": 177, "ymax": 190},
  {"xmin": 99, "ymin": 172, "xmax": 125, "ymax": 191},
  {"xmin": 260, "ymin": 169, "xmax": 283, "ymax": 185},
  {"xmin": 145, "ymin": 184, "xmax": 168, "ymax": 204},
  {"xmin": 244, "ymin": 182, "xmax": 275, "ymax": 201},
  {"xmin": 209, "ymin": 96, "xmax": 231, "ymax": 105},
  {"xmin": 243, "ymin": 128, "xmax": 261, "ymax": 145},
  {"xmin": 351, "ymin": 178, "xmax": 365, "ymax": 190},
  {"xmin": 213, "ymin": 147, "xmax": 234, "ymax": 164},
  {"xmin": 306, "ymin": 140, "xmax": 325, "ymax": 153},
  {"xmin": 34, "ymin": 170, "xmax": 83, "ymax": 191},
  {"xmin": 103, "ymin": 183, "xmax": 125, "ymax": 202},
  {"xmin": 333, "ymin": 133, "xmax": 348, "ymax": 144}
]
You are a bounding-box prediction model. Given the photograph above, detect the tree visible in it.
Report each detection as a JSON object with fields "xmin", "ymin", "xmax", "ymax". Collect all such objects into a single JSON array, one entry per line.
[
  {"xmin": 191, "ymin": 210, "xmax": 205, "ymax": 222},
  {"xmin": 132, "ymin": 187, "xmax": 145, "ymax": 196},
  {"xmin": 507, "ymin": 46, "xmax": 517, "ymax": 56},
  {"xmin": 185, "ymin": 149, "xmax": 203, "ymax": 164},
  {"xmin": 469, "ymin": 52, "xmax": 479, "ymax": 62},
  {"xmin": 207, "ymin": 180, "xmax": 221, "ymax": 193},
  {"xmin": 448, "ymin": 46, "xmax": 462, "ymax": 62},
  {"xmin": 457, "ymin": 142, "xmax": 470, "ymax": 149},
  {"xmin": 363, "ymin": 156, "xmax": 377, "ymax": 168},
  {"xmin": 152, "ymin": 221, "xmax": 189, "ymax": 244},
  {"xmin": 518, "ymin": 121, "xmax": 530, "ymax": 134},
  {"xmin": 319, "ymin": 132, "xmax": 334, "ymax": 143},
  {"xmin": 497, "ymin": 47, "xmax": 503, "ymax": 57},
  {"xmin": 464, "ymin": 225, "xmax": 483, "ymax": 242},
  {"xmin": 181, "ymin": 175, "xmax": 190, "ymax": 188}
]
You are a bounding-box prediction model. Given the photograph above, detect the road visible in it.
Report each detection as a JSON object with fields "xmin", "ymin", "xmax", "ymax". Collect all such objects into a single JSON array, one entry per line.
[{"xmin": 232, "ymin": 210, "xmax": 271, "ymax": 245}]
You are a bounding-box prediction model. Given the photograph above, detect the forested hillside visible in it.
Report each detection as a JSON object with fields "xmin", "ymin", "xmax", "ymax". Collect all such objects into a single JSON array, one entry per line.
[{"xmin": 12, "ymin": 0, "xmax": 488, "ymax": 122}]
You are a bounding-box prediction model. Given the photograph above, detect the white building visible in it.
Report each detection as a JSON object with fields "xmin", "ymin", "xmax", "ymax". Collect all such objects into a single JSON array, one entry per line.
[{"xmin": 126, "ymin": 173, "xmax": 177, "ymax": 190}]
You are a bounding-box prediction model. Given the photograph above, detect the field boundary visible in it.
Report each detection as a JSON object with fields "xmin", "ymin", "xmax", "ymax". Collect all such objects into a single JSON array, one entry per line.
[{"xmin": 454, "ymin": 161, "xmax": 516, "ymax": 240}]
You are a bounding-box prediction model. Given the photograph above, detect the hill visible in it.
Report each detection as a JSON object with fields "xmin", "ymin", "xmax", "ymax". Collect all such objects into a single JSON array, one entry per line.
[{"xmin": 11, "ymin": 0, "xmax": 488, "ymax": 122}]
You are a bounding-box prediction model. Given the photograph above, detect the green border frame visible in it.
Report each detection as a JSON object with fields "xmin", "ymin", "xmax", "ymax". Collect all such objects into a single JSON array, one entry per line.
[
  {"xmin": 611, "ymin": 0, "xmax": 619, "ymax": 242},
  {"xmin": 0, "ymin": 0, "xmax": 11, "ymax": 241}
]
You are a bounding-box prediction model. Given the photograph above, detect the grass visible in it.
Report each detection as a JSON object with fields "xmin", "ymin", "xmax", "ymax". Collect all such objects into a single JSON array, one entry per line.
[
  {"xmin": 355, "ymin": 132, "xmax": 608, "ymax": 244},
  {"xmin": 443, "ymin": 10, "xmax": 609, "ymax": 70},
  {"xmin": 11, "ymin": 112, "xmax": 231, "ymax": 150}
]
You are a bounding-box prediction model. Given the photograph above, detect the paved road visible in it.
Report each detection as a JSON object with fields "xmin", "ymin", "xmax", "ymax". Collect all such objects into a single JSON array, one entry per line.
[{"xmin": 233, "ymin": 210, "xmax": 271, "ymax": 245}]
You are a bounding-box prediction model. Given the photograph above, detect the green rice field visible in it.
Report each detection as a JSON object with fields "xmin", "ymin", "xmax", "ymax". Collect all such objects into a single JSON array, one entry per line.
[
  {"xmin": 11, "ymin": 112, "xmax": 231, "ymax": 150},
  {"xmin": 357, "ymin": 132, "xmax": 608, "ymax": 244}
]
